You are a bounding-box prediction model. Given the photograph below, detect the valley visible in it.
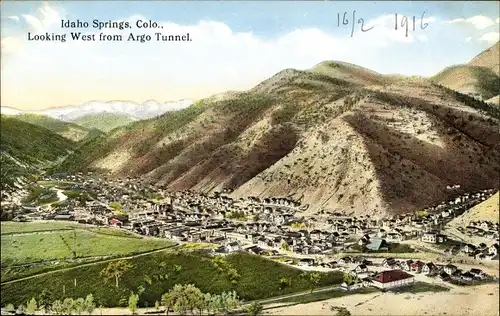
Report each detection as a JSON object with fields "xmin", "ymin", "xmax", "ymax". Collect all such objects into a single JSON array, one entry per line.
[{"xmin": 1, "ymin": 40, "xmax": 499, "ymax": 316}]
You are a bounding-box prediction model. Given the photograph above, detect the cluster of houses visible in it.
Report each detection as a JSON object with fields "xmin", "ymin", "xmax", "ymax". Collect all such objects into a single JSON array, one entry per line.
[
  {"xmin": 335, "ymin": 255, "xmax": 494, "ymax": 291},
  {"xmin": 5, "ymin": 173, "xmax": 499, "ymax": 268},
  {"xmin": 459, "ymin": 220, "xmax": 499, "ymax": 240}
]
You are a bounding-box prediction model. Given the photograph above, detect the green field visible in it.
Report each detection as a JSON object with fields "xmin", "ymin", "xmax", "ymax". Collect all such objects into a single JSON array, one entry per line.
[
  {"xmin": 0, "ymin": 251, "xmax": 344, "ymax": 308},
  {"xmin": 0, "ymin": 221, "xmax": 80, "ymax": 235},
  {"xmin": 1, "ymin": 230, "xmax": 173, "ymax": 265}
]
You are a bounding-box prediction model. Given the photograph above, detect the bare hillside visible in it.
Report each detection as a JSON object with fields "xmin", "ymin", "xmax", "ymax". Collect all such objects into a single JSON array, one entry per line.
[
  {"xmin": 469, "ymin": 41, "xmax": 500, "ymax": 75},
  {"xmin": 57, "ymin": 60, "xmax": 500, "ymax": 216},
  {"xmin": 432, "ymin": 41, "xmax": 500, "ymax": 100}
]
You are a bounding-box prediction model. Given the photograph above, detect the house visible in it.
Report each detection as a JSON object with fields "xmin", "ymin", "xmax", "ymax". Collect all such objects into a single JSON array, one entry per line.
[
  {"xmin": 461, "ymin": 272, "xmax": 474, "ymax": 282},
  {"xmin": 410, "ymin": 260, "xmax": 425, "ymax": 273},
  {"xmin": 225, "ymin": 242, "xmax": 241, "ymax": 253},
  {"xmin": 421, "ymin": 262, "xmax": 438, "ymax": 275},
  {"xmin": 354, "ymin": 264, "xmax": 369, "ymax": 274},
  {"xmin": 54, "ymin": 214, "xmax": 74, "ymax": 221},
  {"xmin": 382, "ymin": 260, "xmax": 400, "ymax": 270},
  {"xmin": 463, "ymin": 244, "xmax": 477, "ymax": 254},
  {"xmin": 489, "ymin": 243, "xmax": 499, "ymax": 256},
  {"xmin": 299, "ymin": 258, "xmax": 315, "ymax": 267},
  {"xmin": 339, "ymin": 256, "xmax": 353, "ymax": 265},
  {"xmin": 387, "ymin": 232, "xmax": 404, "ymax": 242},
  {"xmin": 436, "ymin": 234, "xmax": 448, "ymax": 244},
  {"xmin": 371, "ymin": 270, "xmax": 415, "ymax": 290},
  {"xmin": 443, "ymin": 264, "xmax": 457, "ymax": 275},
  {"xmin": 109, "ymin": 218, "xmax": 123, "ymax": 227},
  {"xmin": 400, "ymin": 260, "xmax": 414, "ymax": 271},
  {"xmin": 421, "ymin": 232, "xmax": 437, "ymax": 243},
  {"xmin": 365, "ymin": 238, "xmax": 388, "ymax": 252},
  {"xmin": 470, "ymin": 268, "xmax": 487, "ymax": 279},
  {"xmin": 439, "ymin": 272, "xmax": 450, "ymax": 280}
]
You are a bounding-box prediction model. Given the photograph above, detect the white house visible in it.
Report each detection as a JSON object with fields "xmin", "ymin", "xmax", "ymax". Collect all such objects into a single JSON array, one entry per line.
[
  {"xmin": 225, "ymin": 242, "xmax": 241, "ymax": 253},
  {"xmin": 421, "ymin": 232, "xmax": 437, "ymax": 243}
]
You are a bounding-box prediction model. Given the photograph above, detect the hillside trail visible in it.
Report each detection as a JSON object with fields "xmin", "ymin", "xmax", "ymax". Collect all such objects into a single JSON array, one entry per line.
[{"xmin": 1, "ymin": 244, "xmax": 179, "ymax": 286}]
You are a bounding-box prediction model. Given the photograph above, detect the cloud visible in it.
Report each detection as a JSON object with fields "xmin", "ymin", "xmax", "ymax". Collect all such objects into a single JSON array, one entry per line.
[
  {"xmin": 447, "ymin": 15, "xmax": 497, "ymax": 30},
  {"xmin": 22, "ymin": 2, "xmax": 60, "ymax": 33},
  {"xmin": 1, "ymin": 37, "xmax": 23, "ymax": 57},
  {"xmin": 478, "ymin": 32, "xmax": 500, "ymax": 45},
  {"xmin": 2, "ymin": 4, "xmax": 450, "ymax": 109},
  {"xmin": 7, "ymin": 16, "xmax": 19, "ymax": 22}
]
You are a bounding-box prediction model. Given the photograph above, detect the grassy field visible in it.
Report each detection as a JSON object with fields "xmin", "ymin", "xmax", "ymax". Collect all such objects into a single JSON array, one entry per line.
[
  {"xmin": 392, "ymin": 281, "xmax": 451, "ymax": 293},
  {"xmin": 1, "ymin": 230, "xmax": 173, "ymax": 265},
  {"xmin": 0, "ymin": 251, "xmax": 344, "ymax": 308},
  {"xmin": 0, "ymin": 221, "xmax": 81, "ymax": 235}
]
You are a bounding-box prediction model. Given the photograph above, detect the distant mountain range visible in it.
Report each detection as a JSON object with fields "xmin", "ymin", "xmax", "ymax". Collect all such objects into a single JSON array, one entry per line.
[{"xmin": 0, "ymin": 99, "xmax": 194, "ymax": 121}]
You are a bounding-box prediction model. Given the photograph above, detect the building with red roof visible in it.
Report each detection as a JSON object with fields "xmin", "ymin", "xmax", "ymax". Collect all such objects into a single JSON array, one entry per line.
[{"xmin": 371, "ymin": 270, "xmax": 415, "ymax": 290}]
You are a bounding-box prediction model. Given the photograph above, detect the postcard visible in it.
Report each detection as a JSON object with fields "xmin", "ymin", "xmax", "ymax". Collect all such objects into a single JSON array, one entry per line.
[{"xmin": 1, "ymin": 1, "xmax": 499, "ymax": 315}]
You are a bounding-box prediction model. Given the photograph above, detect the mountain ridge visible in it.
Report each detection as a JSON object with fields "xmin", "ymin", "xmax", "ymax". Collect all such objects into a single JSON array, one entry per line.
[{"xmin": 54, "ymin": 52, "xmax": 500, "ymax": 216}]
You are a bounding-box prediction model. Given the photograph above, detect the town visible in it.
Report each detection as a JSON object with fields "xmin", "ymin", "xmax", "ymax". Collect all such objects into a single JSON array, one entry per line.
[{"xmin": 2, "ymin": 172, "xmax": 498, "ymax": 293}]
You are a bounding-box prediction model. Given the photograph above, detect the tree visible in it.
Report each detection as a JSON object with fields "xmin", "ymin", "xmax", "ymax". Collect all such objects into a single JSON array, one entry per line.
[
  {"xmin": 26, "ymin": 298, "xmax": 38, "ymax": 315},
  {"xmin": 173, "ymin": 264, "xmax": 183, "ymax": 272},
  {"xmin": 183, "ymin": 284, "xmax": 204, "ymax": 315},
  {"xmin": 246, "ymin": 302, "xmax": 264, "ymax": 316},
  {"xmin": 51, "ymin": 300, "xmax": 65, "ymax": 315},
  {"xmin": 161, "ymin": 292, "xmax": 174, "ymax": 316},
  {"xmin": 100, "ymin": 260, "xmax": 135, "ymax": 288},
  {"xmin": 84, "ymin": 294, "xmax": 96, "ymax": 315},
  {"xmin": 343, "ymin": 273, "xmax": 354, "ymax": 286},
  {"xmin": 5, "ymin": 304, "xmax": 15, "ymax": 313},
  {"xmin": 63, "ymin": 298, "xmax": 75, "ymax": 315},
  {"xmin": 280, "ymin": 241, "xmax": 290, "ymax": 251},
  {"xmin": 279, "ymin": 277, "xmax": 291, "ymax": 289},
  {"xmin": 309, "ymin": 272, "xmax": 321, "ymax": 293},
  {"xmin": 17, "ymin": 304, "xmax": 26, "ymax": 314},
  {"xmin": 155, "ymin": 300, "xmax": 161, "ymax": 312},
  {"xmin": 74, "ymin": 298, "xmax": 86, "ymax": 315},
  {"xmin": 38, "ymin": 289, "xmax": 52, "ymax": 314},
  {"xmin": 128, "ymin": 292, "xmax": 139, "ymax": 315}
]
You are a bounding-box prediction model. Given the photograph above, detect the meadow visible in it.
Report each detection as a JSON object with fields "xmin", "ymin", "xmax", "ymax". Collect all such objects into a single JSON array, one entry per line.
[
  {"xmin": 0, "ymin": 251, "xmax": 344, "ymax": 308},
  {"xmin": 1, "ymin": 221, "xmax": 80, "ymax": 235},
  {"xmin": 1, "ymin": 230, "xmax": 173, "ymax": 265},
  {"xmin": 1, "ymin": 221, "xmax": 174, "ymax": 282}
]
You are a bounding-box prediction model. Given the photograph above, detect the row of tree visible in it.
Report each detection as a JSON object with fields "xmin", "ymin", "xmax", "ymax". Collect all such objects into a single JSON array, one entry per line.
[
  {"xmin": 5, "ymin": 294, "xmax": 96, "ymax": 315},
  {"xmin": 157, "ymin": 284, "xmax": 241, "ymax": 315},
  {"xmin": 4, "ymin": 285, "xmax": 265, "ymax": 316}
]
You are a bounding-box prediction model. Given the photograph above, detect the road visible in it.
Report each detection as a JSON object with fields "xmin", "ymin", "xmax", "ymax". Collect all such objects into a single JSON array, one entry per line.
[
  {"xmin": 1, "ymin": 244, "xmax": 179, "ymax": 286},
  {"xmin": 248, "ymin": 284, "xmax": 342, "ymax": 306}
]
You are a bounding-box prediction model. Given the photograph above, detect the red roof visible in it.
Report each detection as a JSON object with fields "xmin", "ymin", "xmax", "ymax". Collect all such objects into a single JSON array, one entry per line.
[{"xmin": 373, "ymin": 270, "xmax": 414, "ymax": 283}]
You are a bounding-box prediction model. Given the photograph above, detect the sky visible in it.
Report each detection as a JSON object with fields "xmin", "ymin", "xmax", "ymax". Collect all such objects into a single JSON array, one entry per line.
[{"xmin": 1, "ymin": 1, "xmax": 499, "ymax": 110}]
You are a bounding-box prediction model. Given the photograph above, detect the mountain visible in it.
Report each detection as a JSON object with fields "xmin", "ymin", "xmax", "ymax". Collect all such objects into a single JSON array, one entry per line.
[
  {"xmin": 55, "ymin": 59, "xmax": 500, "ymax": 216},
  {"xmin": 11, "ymin": 114, "xmax": 96, "ymax": 142},
  {"xmin": 71, "ymin": 113, "xmax": 138, "ymax": 133},
  {"xmin": 432, "ymin": 41, "xmax": 500, "ymax": 101},
  {"xmin": 0, "ymin": 106, "xmax": 24, "ymax": 116},
  {"xmin": 469, "ymin": 41, "xmax": 500, "ymax": 75},
  {"xmin": 0, "ymin": 99, "xmax": 193, "ymax": 122},
  {"xmin": 0, "ymin": 116, "xmax": 75, "ymax": 195}
]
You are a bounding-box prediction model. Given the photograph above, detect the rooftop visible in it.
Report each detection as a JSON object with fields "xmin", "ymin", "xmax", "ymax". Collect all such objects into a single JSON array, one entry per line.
[{"xmin": 373, "ymin": 270, "xmax": 414, "ymax": 283}]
